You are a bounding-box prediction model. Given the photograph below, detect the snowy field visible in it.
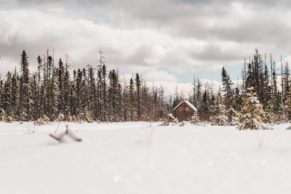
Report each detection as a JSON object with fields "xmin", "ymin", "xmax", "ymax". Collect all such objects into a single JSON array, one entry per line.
[{"xmin": 1, "ymin": 122, "xmax": 291, "ymax": 194}]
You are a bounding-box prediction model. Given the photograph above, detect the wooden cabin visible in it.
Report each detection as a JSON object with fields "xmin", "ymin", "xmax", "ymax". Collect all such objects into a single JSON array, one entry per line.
[{"xmin": 173, "ymin": 100, "xmax": 197, "ymax": 122}]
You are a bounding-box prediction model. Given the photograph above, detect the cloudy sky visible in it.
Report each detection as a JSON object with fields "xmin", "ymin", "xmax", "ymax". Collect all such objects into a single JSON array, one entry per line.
[{"xmin": 0, "ymin": 0, "xmax": 291, "ymax": 95}]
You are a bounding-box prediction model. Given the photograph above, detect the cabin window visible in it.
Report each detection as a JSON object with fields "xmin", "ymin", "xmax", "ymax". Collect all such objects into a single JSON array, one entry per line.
[
  {"xmin": 178, "ymin": 107, "xmax": 183, "ymax": 111},
  {"xmin": 185, "ymin": 107, "xmax": 190, "ymax": 111}
]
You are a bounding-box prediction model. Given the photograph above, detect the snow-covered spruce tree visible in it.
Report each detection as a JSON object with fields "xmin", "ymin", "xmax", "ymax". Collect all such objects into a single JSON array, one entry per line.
[
  {"xmin": 158, "ymin": 86, "xmax": 168, "ymax": 120},
  {"xmin": 237, "ymin": 87, "xmax": 268, "ymax": 130},
  {"xmin": 50, "ymin": 69, "xmax": 59, "ymax": 120},
  {"xmin": 108, "ymin": 69, "xmax": 120, "ymax": 121},
  {"xmin": 264, "ymin": 99, "xmax": 275, "ymax": 124},
  {"xmin": 141, "ymin": 82, "xmax": 149, "ymax": 121},
  {"xmin": 11, "ymin": 71, "xmax": 20, "ymax": 120},
  {"xmin": 80, "ymin": 68, "xmax": 89, "ymax": 121},
  {"xmin": 192, "ymin": 78, "xmax": 202, "ymax": 112},
  {"xmin": 135, "ymin": 73, "xmax": 141, "ymax": 120},
  {"xmin": 121, "ymin": 85, "xmax": 129, "ymax": 121},
  {"xmin": 233, "ymin": 87, "xmax": 242, "ymax": 111},
  {"xmin": 3, "ymin": 72, "xmax": 13, "ymax": 119},
  {"xmin": 63, "ymin": 70, "xmax": 70, "ymax": 118},
  {"xmin": 221, "ymin": 67, "xmax": 234, "ymax": 110},
  {"xmin": 272, "ymin": 93, "xmax": 286, "ymax": 123},
  {"xmin": 75, "ymin": 69, "xmax": 84, "ymax": 121},
  {"xmin": 117, "ymin": 83, "xmax": 123, "ymax": 121},
  {"xmin": 88, "ymin": 66, "xmax": 97, "ymax": 120},
  {"xmin": 0, "ymin": 80, "xmax": 3, "ymax": 116},
  {"xmin": 129, "ymin": 78, "xmax": 135, "ymax": 121},
  {"xmin": 57, "ymin": 58, "xmax": 65, "ymax": 115},
  {"xmin": 19, "ymin": 50, "xmax": 32, "ymax": 121},
  {"xmin": 85, "ymin": 107, "xmax": 93, "ymax": 123},
  {"xmin": 100, "ymin": 64, "xmax": 108, "ymax": 121},
  {"xmin": 30, "ymin": 74, "xmax": 38, "ymax": 120},
  {"xmin": 210, "ymin": 97, "xmax": 228, "ymax": 126},
  {"xmin": 200, "ymin": 90, "xmax": 210, "ymax": 120},
  {"xmin": 96, "ymin": 68, "xmax": 102, "ymax": 121}
]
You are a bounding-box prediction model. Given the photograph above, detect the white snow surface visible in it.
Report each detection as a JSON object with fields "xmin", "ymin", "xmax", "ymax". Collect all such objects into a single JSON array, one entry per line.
[{"xmin": 1, "ymin": 122, "xmax": 291, "ymax": 194}]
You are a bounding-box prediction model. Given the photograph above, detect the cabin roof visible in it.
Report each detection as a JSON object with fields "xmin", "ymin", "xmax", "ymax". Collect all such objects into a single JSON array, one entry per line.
[{"xmin": 173, "ymin": 100, "xmax": 197, "ymax": 112}]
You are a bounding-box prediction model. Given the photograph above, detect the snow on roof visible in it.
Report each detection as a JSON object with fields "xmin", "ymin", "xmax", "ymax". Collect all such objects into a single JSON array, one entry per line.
[{"xmin": 173, "ymin": 100, "xmax": 197, "ymax": 112}]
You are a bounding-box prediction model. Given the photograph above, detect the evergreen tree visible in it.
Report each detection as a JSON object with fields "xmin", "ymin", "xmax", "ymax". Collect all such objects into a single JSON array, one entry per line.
[
  {"xmin": 63, "ymin": 70, "xmax": 70, "ymax": 118},
  {"xmin": 57, "ymin": 58, "xmax": 65, "ymax": 114},
  {"xmin": 210, "ymin": 93, "xmax": 228, "ymax": 126},
  {"xmin": 129, "ymin": 78, "xmax": 134, "ymax": 121},
  {"xmin": 30, "ymin": 73, "xmax": 38, "ymax": 120},
  {"xmin": 200, "ymin": 90, "xmax": 210, "ymax": 120},
  {"xmin": 3, "ymin": 72, "xmax": 13, "ymax": 119},
  {"xmin": 221, "ymin": 67, "xmax": 234, "ymax": 110},
  {"xmin": 11, "ymin": 71, "xmax": 20, "ymax": 120},
  {"xmin": 88, "ymin": 66, "xmax": 97, "ymax": 120},
  {"xmin": 101, "ymin": 65, "xmax": 107, "ymax": 121},
  {"xmin": 19, "ymin": 50, "xmax": 31, "ymax": 121},
  {"xmin": 135, "ymin": 73, "xmax": 141, "ymax": 120},
  {"xmin": 237, "ymin": 87, "xmax": 268, "ymax": 130},
  {"xmin": 51, "ymin": 69, "xmax": 59, "ymax": 120}
]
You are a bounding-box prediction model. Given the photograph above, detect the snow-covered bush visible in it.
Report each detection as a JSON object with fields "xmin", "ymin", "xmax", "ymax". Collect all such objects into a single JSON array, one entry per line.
[
  {"xmin": 57, "ymin": 113, "xmax": 65, "ymax": 121},
  {"xmin": 66, "ymin": 115, "xmax": 73, "ymax": 122},
  {"xmin": 160, "ymin": 113, "xmax": 178, "ymax": 126},
  {"xmin": 190, "ymin": 113, "xmax": 200, "ymax": 124},
  {"xmin": 261, "ymin": 111, "xmax": 273, "ymax": 124},
  {"xmin": 6, "ymin": 116, "xmax": 13, "ymax": 123},
  {"xmin": 85, "ymin": 110, "xmax": 93, "ymax": 123},
  {"xmin": 227, "ymin": 108, "xmax": 238, "ymax": 126},
  {"xmin": 43, "ymin": 115, "xmax": 50, "ymax": 122},
  {"xmin": 35, "ymin": 115, "xmax": 50, "ymax": 125},
  {"xmin": 19, "ymin": 111, "xmax": 29, "ymax": 121}
]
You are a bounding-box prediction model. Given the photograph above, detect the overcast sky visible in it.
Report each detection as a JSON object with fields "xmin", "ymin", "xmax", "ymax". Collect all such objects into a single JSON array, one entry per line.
[{"xmin": 0, "ymin": 0, "xmax": 291, "ymax": 95}]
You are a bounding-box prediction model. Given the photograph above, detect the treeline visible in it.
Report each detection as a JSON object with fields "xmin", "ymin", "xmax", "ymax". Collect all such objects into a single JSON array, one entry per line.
[
  {"xmin": 241, "ymin": 50, "xmax": 291, "ymax": 121},
  {"xmin": 0, "ymin": 50, "xmax": 168, "ymax": 122},
  {"xmin": 173, "ymin": 49, "xmax": 291, "ymax": 123},
  {"xmin": 0, "ymin": 49, "xmax": 290, "ymax": 123}
]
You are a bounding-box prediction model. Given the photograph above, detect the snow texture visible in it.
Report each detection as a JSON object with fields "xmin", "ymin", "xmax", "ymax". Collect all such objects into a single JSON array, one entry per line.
[{"xmin": 0, "ymin": 122, "xmax": 291, "ymax": 194}]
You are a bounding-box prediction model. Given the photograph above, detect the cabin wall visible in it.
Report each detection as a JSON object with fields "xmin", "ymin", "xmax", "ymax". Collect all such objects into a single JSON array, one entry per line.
[{"xmin": 174, "ymin": 102, "xmax": 194, "ymax": 122}]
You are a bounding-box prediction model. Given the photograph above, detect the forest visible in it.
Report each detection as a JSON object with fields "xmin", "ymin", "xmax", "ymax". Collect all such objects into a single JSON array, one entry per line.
[{"xmin": 0, "ymin": 49, "xmax": 290, "ymax": 124}]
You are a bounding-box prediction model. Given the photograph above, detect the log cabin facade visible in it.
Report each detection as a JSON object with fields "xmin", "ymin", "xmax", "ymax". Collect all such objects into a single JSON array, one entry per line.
[{"xmin": 173, "ymin": 100, "xmax": 197, "ymax": 122}]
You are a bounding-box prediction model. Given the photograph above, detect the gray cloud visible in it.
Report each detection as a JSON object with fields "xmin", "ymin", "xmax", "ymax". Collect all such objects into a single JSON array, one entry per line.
[{"xmin": 0, "ymin": 0, "xmax": 291, "ymax": 87}]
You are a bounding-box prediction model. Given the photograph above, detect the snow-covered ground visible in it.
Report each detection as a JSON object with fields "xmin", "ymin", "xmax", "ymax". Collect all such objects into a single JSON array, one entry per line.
[{"xmin": 1, "ymin": 122, "xmax": 291, "ymax": 194}]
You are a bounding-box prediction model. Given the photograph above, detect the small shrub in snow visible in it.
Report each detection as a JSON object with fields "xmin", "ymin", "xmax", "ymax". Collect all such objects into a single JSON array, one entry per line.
[
  {"xmin": 179, "ymin": 121, "xmax": 185, "ymax": 126},
  {"xmin": 43, "ymin": 115, "xmax": 50, "ymax": 122},
  {"xmin": 190, "ymin": 113, "xmax": 200, "ymax": 124},
  {"xmin": 20, "ymin": 112, "xmax": 29, "ymax": 121},
  {"xmin": 160, "ymin": 114, "xmax": 178, "ymax": 126},
  {"xmin": 35, "ymin": 115, "xmax": 50, "ymax": 125},
  {"xmin": 85, "ymin": 110, "xmax": 94, "ymax": 123},
  {"xmin": 34, "ymin": 118, "xmax": 46, "ymax": 125},
  {"xmin": 6, "ymin": 116, "xmax": 13, "ymax": 123},
  {"xmin": 57, "ymin": 113, "xmax": 65, "ymax": 121}
]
